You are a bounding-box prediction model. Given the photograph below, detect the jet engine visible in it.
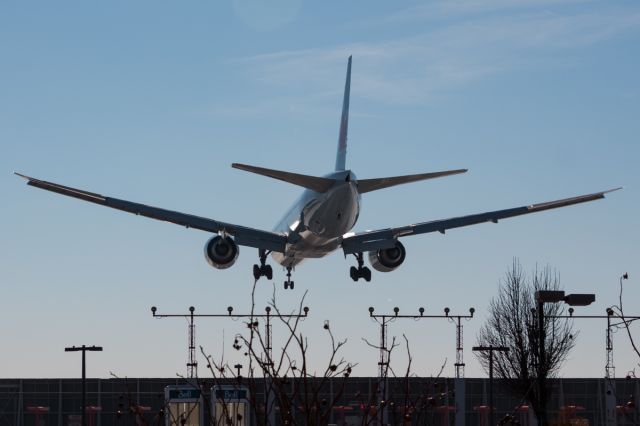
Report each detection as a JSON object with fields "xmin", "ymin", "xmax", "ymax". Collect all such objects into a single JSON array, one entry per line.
[
  {"xmin": 368, "ymin": 241, "xmax": 406, "ymax": 272},
  {"xmin": 204, "ymin": 235, "xmax": 239, "ymax": 269}
]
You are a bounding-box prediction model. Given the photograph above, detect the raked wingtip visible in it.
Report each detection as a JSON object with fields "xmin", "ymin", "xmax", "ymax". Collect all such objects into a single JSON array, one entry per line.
[
  {"xmin": 14, "ymin": 172, "xmax": 30, "ymax": 181},
  {"xmin": 603, "ymin": 187, "xmax": 623, "ymax": 195}
]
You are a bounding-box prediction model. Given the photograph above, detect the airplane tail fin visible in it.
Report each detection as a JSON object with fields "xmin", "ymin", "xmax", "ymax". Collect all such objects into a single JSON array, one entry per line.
[
  {"xmin": 232, "ymin": 163, "xmax": 336, "ymax": 193},
  {"xmin": 357, "ymin": 169, "xmax": 468, "ymax": 194},
  {"xmin": 335, "ymin": 56, "xmax": 352, "ymax": 172}
]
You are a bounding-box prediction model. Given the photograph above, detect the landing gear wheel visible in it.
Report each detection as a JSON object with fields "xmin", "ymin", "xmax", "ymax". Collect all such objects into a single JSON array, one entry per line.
[
  {"xmin": 253, "ymin": 249, "xmax": 273, "ymax": 281},
  {"xmin": 350, "ymin": 266, "xmax": 359, "ymax": 282},
  {"xmin": 362, "ymin": 266, "xmax": 372, "ymax": 282},
  {"xmin": 264, "ymin": 265, "xmax": 273, "ymax": 280},
  {"xmin": 284, "ymin": 267, "xmax": 294, "ymax": 290}
]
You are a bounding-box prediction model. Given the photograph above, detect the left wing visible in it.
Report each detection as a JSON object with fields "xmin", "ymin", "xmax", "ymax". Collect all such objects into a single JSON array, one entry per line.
[
  {"xmin": 15, "ymin": 173, "xmax": 288, "ymax": 253},
  {"xmin": 341, "ymin": 188, "xmax": 621, "ymax": 254}
]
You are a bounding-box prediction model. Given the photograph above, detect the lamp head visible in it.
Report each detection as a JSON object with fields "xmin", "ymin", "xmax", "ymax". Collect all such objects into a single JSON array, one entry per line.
[
  {"xmin": 227, "ymin": 306, "xmax": 233, "ymax": 315},
  {"xmin": 444, "ymin": 307, "xmax": 450, "ymax": 316},
  {"xmin": 151, "ymin": 306, "xmax": 157, "ymax": 314},
  {"xmin": 419, "ymin": 307, "xmax": 425, "ymax": 316},
  {"xmin": 368, "ymin": 307, "xmax": 374, "ymax": 315},
  {"xmin": 469, "ymin": 307, "xmax": 475, "ymax": 316},
  {"xmin": 189, "ymin": 306, "xmax": 195, "ymax": 313},
  {"xmin": 303, "ymin": 306, "xmax": 309, "ymax": 315},
  {"xmin": 393, "ymin": 307, "xmax": 399, "ymax": 316},
  {"xmin": 564, "ymin": 293, "xmax": 596, "ymax": 307}
]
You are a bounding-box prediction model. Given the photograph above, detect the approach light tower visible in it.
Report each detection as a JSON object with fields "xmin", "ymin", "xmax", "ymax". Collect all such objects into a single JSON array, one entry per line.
[
  {"xmin": 151, "ymin": 304, "xmax": 309, "ymax": 426},
  {"xmin": 151, "ymin": 306, "xmax": 198, "ymax": 378},
  {"xmin": 368, "ymin": 306, "xmax": 474, "ymax": 425}
]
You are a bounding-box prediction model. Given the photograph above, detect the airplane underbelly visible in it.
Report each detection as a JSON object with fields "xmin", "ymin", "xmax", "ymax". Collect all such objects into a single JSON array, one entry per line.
[{"xmin": 271, "ymin": 233, "xmax": 341, "ymax": 268}]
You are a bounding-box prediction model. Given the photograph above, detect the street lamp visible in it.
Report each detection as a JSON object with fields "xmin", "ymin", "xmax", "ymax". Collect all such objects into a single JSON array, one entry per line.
[
  {"xmin": 534, "ymin": 291, "xmax": 595, "ymax": 426},
  {"xmin": 472, "ymin": 345, "xmax": 509, "ymax": 426},
  {"xmin": 65, "ymin": 345, "xmax": 103, "ymax": 426}
]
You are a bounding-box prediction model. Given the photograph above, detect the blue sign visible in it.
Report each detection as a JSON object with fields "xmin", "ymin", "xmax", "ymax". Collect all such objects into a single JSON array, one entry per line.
[
  {"xmin": 168, "ymin": 388, "xmax": 201, "ymax": 400},
  {"xmin": 214, "ymin": 389, "xmax": 248, "ymax": 400}
]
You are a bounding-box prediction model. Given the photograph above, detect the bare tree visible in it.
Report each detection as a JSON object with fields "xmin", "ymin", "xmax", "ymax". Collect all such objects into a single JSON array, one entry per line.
[
  {"xmin": 201, "ymin": 280, "xmax": 354, "ymax": 426},
  {"xmin": 475, "ymin": 259, "xmax": 575, "ymax": 423},
  {"xmin": 362, "ymin": 328, "xmax": 450, "ymax": 425}
]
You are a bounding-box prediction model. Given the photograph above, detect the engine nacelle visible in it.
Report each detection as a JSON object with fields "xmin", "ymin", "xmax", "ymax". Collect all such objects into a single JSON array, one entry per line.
[
  {"xmin": 368, "ymin": 241, "xmax": 406, "ymax": 272},
  {"xmin": 204, "ymin": 235, "xmax": 239, "ymax": 269}
]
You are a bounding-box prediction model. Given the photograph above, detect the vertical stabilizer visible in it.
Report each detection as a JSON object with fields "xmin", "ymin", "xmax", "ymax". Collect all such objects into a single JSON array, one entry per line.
[{"xmin": 335, "ymin": 56, "xmax": 352, "ymax": 171}]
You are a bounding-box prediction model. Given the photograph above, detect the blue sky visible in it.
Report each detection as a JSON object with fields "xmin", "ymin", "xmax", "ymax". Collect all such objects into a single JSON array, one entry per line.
[{"xmin": 1, "ymin": 0, "xmax": 639, "ymax": 379}]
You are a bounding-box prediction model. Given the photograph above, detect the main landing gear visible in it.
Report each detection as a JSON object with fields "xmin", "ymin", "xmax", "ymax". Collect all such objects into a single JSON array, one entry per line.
[
  {"xmin": 284, "ymin": 267, "xmax": 294, "ymax": 290},
  {"xmin": 350, "ymin": 252, "xmax": 371, "ymax": 282},
  {"xmin": 253, "ymin": 249, "xmax": 273, "ymax": 281}
]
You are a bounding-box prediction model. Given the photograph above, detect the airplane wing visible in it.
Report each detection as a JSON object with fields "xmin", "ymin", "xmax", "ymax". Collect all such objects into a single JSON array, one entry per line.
[
  {"xmin": 341, "ymin": 188, "xmax": 622, "ymax": 254},
  {"xmin": 15, "ymin": 173, "xmax": 288, "ymax": 253}
]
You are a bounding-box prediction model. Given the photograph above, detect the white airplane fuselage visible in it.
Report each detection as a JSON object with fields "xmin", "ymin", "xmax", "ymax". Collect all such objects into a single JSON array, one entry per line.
[{"xmin": 272, "ymin": 170, "xmax": 360, "ymax": 268}]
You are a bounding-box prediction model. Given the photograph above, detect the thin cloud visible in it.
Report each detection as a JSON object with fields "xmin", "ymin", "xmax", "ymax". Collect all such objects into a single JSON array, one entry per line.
[
  {"xmin": 364, "ymin": 0, "xmax": 596, "ymax": 26},
  {"xmin": 233, "ymin": 5, "xmax": 640, "ymax": 107}
]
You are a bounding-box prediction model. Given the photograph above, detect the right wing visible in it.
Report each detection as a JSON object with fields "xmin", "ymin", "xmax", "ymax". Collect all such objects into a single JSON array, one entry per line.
[
  {"xmin": 342, "ymin": 188, "xmax": 622, "ymax": 254},
  {"xmin": 15, "ymin": 173, "xmax": 288, "ymax": 253}
]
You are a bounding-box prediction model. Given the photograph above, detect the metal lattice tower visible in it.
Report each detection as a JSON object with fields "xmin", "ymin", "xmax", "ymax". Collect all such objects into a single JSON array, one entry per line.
[
  {"xmin": 187, "ymin": 307, "xmax": 197, "ymax": 378},
  {"xmin": 605, "ymin": 311, "xmax": 615, "ymax": 379},
  {"xmin": 265, "ymin": 307, "xmax": 273, "ymax": 367},
  {"xmin": 454, "ymin": 316, "xmax": 465, "ymax": 378},
  {"xmin": 378, "ymin": 318, "xmax": 389, "ymax": 380}
]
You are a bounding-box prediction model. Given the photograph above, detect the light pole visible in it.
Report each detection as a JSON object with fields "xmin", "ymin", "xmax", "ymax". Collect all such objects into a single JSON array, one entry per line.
[
  {"xmin": 65, "ymin": 345, "xmax": 103, "ymax": 426},
  {"xmin": 534, "ymin": 290, "xmax": 595, "ymax": 426},
  {"xmin": 472, "ymin": 345, "xmax": 509, "ymax": 426}
]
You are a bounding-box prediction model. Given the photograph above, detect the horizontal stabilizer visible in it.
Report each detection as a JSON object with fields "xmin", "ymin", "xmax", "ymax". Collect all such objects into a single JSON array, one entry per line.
[
  {"xmin": 357, "ymin": 169, "xmax": 468, "ymax": 194},
  {"xmin": 232, "ymin": 163, "xmax": 336, "ymax": 193}
]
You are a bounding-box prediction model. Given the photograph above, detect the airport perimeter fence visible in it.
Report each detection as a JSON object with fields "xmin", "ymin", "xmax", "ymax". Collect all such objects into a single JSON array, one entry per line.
[{"xmin": 0, "ymin": 377, "xmax": 638, "ymax": 426}]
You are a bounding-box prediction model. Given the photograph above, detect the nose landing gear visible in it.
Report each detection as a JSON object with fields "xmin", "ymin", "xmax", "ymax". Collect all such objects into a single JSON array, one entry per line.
[
  {"xmin": 284, "ymin": 267, "xmax": 294, "ymax": 290},
  {"xmin": 350, "ymin": 252, "xmax": 371, "ymax": 282},
  {"xmin": 253, "ymin": 249, "xmax": 273, "ymax": 281}
]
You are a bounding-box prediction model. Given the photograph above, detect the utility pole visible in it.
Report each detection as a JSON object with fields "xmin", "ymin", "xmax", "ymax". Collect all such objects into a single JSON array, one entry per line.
[
  {"xmin": 472, "ymin": 345, "xmax": 509, "ymax": 426},
  {"xmin": 65, "ymin": 345, "xmax": 103, "ymax": 426},
  {"xmin": 368, "ymin": 306, "xmax": 474, "ymax": 425}
]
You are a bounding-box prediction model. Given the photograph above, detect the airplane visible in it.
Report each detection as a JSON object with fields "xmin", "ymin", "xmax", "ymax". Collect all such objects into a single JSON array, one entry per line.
[{"xmin": 16, "ymin": 56, "xmax": 620, "ymax": 290}]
